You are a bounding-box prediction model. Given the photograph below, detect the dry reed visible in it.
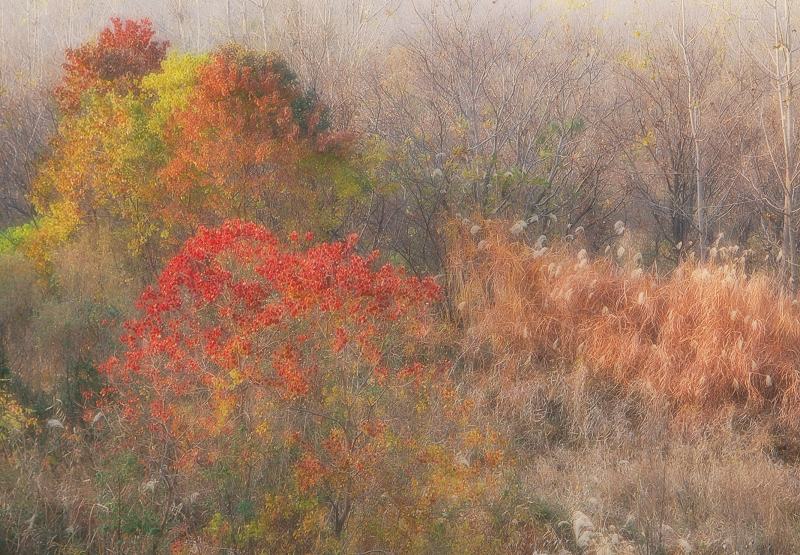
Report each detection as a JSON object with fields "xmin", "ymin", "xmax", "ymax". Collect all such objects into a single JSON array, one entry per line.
[{"xmin": 449, "ymin": 220, "xmax": 800, "ymax": 426}]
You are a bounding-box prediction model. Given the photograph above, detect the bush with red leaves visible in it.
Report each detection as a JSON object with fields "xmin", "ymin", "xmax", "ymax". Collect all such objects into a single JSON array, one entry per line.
[{"xmin": 99, "ymin": 220, "xmax": 443, "ymax": 539}]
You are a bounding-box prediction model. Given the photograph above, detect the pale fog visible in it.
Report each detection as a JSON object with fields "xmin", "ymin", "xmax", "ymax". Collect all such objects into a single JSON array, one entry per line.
[{"xmin": 0, "ymin": 0, "xmax": 770, "ymax": 90}]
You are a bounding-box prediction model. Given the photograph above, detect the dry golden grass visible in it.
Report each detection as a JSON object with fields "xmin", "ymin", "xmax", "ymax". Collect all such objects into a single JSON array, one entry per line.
[
  {"xmin": 524, "ymin": 429, "xmax": 800, "ymax": 553},
  {"xmin": 449, "ymin": 220, "xmax": 800, "ymax": 427}
]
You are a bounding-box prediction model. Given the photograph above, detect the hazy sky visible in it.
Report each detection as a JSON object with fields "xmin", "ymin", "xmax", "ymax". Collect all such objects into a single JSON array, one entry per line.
[
  {"xmin": 0, "ymin": 0, "xmax": 765, "ymax": 94},
  {"xmin": 0, "ymin": 1, "xmax": 708, "ymax": 75}
]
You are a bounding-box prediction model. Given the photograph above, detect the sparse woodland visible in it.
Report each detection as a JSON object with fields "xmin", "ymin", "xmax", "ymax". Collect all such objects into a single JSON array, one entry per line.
[{"xmin": 3, "ymin": 1, "xmax": 800, "ymax": 553}]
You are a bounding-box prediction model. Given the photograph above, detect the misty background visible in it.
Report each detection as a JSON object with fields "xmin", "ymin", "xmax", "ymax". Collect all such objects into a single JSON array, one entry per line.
[{"xmin": 0, "ymin": 0, "xmax": 795, "ymax": 275}]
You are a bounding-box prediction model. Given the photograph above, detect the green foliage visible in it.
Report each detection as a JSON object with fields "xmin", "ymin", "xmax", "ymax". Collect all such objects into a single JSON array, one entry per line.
[
  {"xmin": 0, "ymin": 221, "xmax": 35, "ymax": 254},
  {"xmin": 0, "ymin": 389, "xmax": 34, "ymax": 447},
  {"xmin": 95, "ymin": 453, "xmax": 162, "ymax": 539},
  {"xmin": 292, "ymin": 88, "xmax": 332, "ymax": 133}
]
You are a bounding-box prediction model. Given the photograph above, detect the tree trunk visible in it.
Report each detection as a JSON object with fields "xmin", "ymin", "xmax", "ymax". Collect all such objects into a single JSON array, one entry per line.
[
  {"xmin": 175, "ymin": 0, "xmax": 186, "ymax": 47},
  {"xmin": 226, "ymin": 0, "xmax": 234, "ymax": 40},
  {"xmin": 776, "ymin": 0, "xmax": 797, "ymax": 290},
  {"xmin": 195, "ymin": 0, "xmax": 201, "ymax": 51},
  {"xmin": 679, "ymin": 0, "xmax": 706, "ymax": 261},
  {"xmin": 261, "ymin": 1, "xmax": 269, "ymax": 51}
]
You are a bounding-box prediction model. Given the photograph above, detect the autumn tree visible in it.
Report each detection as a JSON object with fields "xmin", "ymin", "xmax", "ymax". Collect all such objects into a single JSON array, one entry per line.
[
  {"xmin": 55, "ymin": 17, "xmax": 168, "ymax": 113},
  {"xmin": 157, "ymin": 45, "xmax": 363, "ymax": 239},
  {"xmin": 30, "ymin": 23, "xmax": 366, "ymax": 271}
]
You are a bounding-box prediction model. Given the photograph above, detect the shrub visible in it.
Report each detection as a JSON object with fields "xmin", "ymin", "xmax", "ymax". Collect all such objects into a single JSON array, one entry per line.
[{"xmin": 104, "ymin": 221, "xmax": 502, "ymax": 551}]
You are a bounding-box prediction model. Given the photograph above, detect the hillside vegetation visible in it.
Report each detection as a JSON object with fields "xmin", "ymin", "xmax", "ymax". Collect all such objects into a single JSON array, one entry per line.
[{"xmin": 2, "ymin": 7, "xmax": 800, "ymax": 554}]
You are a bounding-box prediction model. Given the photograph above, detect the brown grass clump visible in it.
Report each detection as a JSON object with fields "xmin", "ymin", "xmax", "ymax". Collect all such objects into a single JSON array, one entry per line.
[{"xmin": 449, "ymin": 220, "xmax": 800, "ymax": 426}]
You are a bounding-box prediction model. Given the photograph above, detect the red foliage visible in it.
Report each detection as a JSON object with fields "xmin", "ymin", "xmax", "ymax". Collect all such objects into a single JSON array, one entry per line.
[
  {"xmin": 56, "ymin": 18, "xmax": 168, "ymax": 112},
  {"xmin": 101, "ymin": 219, "xmax": 440, "ymax": 450}
]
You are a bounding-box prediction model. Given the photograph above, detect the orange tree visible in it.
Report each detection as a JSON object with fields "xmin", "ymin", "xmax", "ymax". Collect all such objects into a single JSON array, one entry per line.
[
  {"xmin": 97, "ymin": 220, "xmax": 511, "ymax": 551},
  {"xmin": 158, "ymin": 46, "xmax": 362, "ymax": 238}
]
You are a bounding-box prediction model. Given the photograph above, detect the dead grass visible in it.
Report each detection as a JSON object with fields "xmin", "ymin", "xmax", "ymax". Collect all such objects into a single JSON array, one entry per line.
[
  {"xmin": 450, "ymin": 220, "xmax": 800, "ymax": 552},
  {"xmin": 450, "ymin": 220, "xmax": 800, "ymax": 428},
  {"xmin": 524, "ymin": 429, "xmax": 800, "ymax": 553}
]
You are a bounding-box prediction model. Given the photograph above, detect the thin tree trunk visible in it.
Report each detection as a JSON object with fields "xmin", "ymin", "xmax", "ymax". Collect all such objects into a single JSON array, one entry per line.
[
  {"xmin": 775, "ymin": 0, "xmax": 797, "ymax": 289},
  {"xmin": 226, "ymin": 0, "xmax": 234, "ymax": 40},
  {"xmin": 68, "ymin": 0, "xmax": 75, "ymax": 47},
  {"xmin": 175, "ymin": 0, "xmax": 186, "ymax": 47},
  {"xmin": 242, "ymin": 0, "xmax": 249, "ymax": 46},
  {"xmin": 679, "ymin": 0, "xmax": 706, "ymax": 261},
  {"xmin": 195, "ymin": 0, "xmax": 201, "ymax": 51},
  {"xmin": 260, "ymin": 0, "xmax": 269, "ymax": 51}
]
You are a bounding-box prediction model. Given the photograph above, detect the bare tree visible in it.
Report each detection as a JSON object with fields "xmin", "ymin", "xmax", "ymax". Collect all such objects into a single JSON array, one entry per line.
[
  {"xmin": 194, "ymin": 0, "xmax": 201, "ymax": 51},
  {"xmin": 274, "ymin": 0, "xmax": 397, "ymax": 126},
  {"xmin": 770, "ymin": 0, "xmax": 799, "ymax": 287},
  {"xmin": 0, "ymin": 90, "xmax": 52, "ymax": 226},
  {"xmin": 612, "ymin": 4, "xmax": 747, "ymax": 264},
  {"xmin": 170, "ymin": 0, "xmax": 188, "ymax": 47},
  {"xmin": 246, "ymin": 0, "xmax": 271, "ymax": 50},
  {"xmin": 734, "ymin": 0, "xmax": 800, "ymax": 287},
  {"xmin": 356, "ymin": 0, "xmax": 617, "ymax": 272},
  {"xmin": 225, "ymin": 0, "xmax": 234, "ymax": 40}
]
